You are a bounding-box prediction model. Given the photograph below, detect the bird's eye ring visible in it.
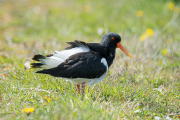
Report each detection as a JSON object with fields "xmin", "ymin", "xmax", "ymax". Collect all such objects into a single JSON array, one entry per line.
[{"xmin": 112, "ymin": 37, "xmax": 115, "ymax": 40}]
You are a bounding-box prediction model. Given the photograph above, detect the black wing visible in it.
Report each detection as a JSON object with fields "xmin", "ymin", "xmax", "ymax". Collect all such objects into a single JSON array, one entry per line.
[
  {"xmin": 65, "ymin": 40, "xmax": 91, "ymax": 50},
  {"xmin": 36, "ymin": 52, "xmax": 107, "ymax": 79}
]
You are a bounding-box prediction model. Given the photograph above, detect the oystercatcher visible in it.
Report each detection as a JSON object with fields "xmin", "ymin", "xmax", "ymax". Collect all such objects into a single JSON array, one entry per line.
[{"xmin": 31, "ymin": 32, "xmax": 132, "ymax": 95}]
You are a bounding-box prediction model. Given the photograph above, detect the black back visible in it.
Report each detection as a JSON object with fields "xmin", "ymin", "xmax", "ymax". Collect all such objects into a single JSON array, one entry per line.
[{"xmin": 37, "ymin": 52, "xmax": 107, "ymax": 79}]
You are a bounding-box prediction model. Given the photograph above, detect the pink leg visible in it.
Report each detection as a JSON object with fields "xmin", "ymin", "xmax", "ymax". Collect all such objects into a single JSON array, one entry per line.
[
  {"xmin": 81, "ymin": 82, "xmax": 86, "ymax": 95},
  {"xmin": 77, "ymin": 85, "xmax": 80, "ymax": 94}
]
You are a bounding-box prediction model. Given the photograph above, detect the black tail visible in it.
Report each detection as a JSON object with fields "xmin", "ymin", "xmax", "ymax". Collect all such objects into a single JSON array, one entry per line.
[
  {"xmin": 32, "ymin": 54, "xmax": 46, "ymax": 61},
  {"xmin": 31, "ymin": 54, "xmax": 46, "ymax": 68},
  {"xmin": 31, "ymin": 63, "xmax": 44, "ymax": 68}
]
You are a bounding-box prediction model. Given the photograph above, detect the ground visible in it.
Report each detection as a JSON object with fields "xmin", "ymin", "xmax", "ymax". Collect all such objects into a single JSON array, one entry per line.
[{"xmin": 0, "ymin": 0, "xmax": 180, "ymax": 119}]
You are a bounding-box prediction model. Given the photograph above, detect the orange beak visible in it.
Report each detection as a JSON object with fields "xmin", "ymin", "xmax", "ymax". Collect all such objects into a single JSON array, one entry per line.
[{"xmin": 117, "ymin": 42, "xmax": 132, "ymax": 58}]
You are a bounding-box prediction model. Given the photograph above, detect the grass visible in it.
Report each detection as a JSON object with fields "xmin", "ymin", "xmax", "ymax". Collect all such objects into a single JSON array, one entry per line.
[{"xmin": 0, "ymin": 0, "xmax": 180, "ymax": 119}]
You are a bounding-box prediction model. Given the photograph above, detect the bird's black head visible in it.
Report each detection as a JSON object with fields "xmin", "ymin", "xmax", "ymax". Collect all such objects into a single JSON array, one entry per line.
[
  {"xmin": 100, "ymin": 32, "xmax": 121, "ymax": 48},
  {"xmin": 100, "ymin": 32, "xmax": 132, "ymax": 58}
]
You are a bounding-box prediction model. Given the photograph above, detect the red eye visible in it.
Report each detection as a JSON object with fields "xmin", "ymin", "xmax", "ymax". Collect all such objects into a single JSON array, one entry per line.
[{"xmin": 112, "ymin": 37, "xmax": 115, "ymax": 40}]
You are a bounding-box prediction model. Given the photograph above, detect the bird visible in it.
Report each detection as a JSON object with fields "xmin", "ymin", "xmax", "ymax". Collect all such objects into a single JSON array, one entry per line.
[{"xmin": 31, "ymin": 32, "xmax": 132, "ymax": 95}]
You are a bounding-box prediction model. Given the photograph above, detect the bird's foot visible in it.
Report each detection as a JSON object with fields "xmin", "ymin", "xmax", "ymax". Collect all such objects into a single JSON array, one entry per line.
[
  {"xmin": 81, "ymin": 82, "xmax": 86, "ymax": 95},
  {"xmin": 76, "ymin": 84, "xmax": 80, "ymax": 94}
]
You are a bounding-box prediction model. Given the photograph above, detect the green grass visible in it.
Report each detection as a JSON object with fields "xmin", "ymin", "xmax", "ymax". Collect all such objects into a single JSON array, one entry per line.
[{"xmin": 0, "ymin": 0, "xmax": 180, "ymax": 119}]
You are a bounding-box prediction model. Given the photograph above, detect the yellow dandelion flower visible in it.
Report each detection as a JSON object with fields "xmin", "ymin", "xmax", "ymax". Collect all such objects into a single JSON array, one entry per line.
[
  {"xmin": 160, "ymin": 49, "xmax": 168, "ymax": 57},
  {"xmin": 22, "ymin": 108, "xmax": 34, "ymax": 114},
  {"xmin": 136, "ymin": 10, "xmax": 144, "ymax": 17},
  {"xmin": 47, "ymin": 98, "xmax": 50, "ymax": 102},
  {"xmin": 146, "ymin": 28, "xmax": 154, "ymax": 36},
  {"xmin": 174, "ymin": 6, "xmax": 179, "ymax": 13},
  {"xmin": 168, "ymin": 2, "xmax": 175, "ymax": 10},
  {"xmin": 139, "ymin": 28, "xmax": 154, "ymax": 41},
  {"xmin": 43, "ymin": 97, "xmax": 51, "ymax": 103},
  {"xmin": 140, "ymin": 33, "xmax": 148, "ymax": 41}
]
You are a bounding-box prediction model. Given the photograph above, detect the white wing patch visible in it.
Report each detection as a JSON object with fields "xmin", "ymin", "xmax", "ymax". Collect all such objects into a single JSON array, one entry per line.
[
  {"xmin": 101, "ymin": 58, "xmax": 108, "ymax": 69},
  {"xmin": 52, "ymin": 46, "xmax": 90, "ymax": 60},
  {"xmin": 40, "ymin": 46, "xmax": 90, "ymax": 69}
]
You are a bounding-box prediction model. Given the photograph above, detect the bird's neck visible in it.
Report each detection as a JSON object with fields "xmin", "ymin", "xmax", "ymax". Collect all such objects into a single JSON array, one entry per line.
[
  {"xmin": 87, "ymin": 43, "xmax": 116, "ymax": 67},
  {"xmin": 105, "ymin": 48, "xmax": 115, "ymax": 68}
]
